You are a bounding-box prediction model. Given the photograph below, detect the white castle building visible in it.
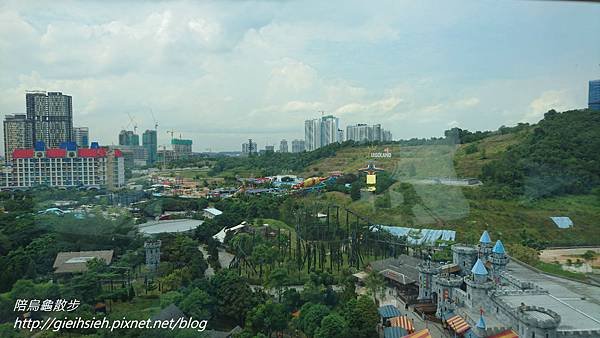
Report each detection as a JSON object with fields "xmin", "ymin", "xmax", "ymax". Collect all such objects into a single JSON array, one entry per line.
[{"xmin": 417, "ymin": 231, "xmax": 600, "ymax": 338}]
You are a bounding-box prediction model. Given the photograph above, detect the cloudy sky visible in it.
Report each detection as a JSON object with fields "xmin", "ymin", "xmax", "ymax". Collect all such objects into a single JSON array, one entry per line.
[{"xmin": 1, "ymin": 0, "xmax": 599, "ymax": 152}]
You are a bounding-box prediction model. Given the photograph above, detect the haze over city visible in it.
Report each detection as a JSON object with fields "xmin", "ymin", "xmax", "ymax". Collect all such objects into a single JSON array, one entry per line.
[{"xmin": 1, "ymin": 0, "xmax": 599, "ymax": 151}]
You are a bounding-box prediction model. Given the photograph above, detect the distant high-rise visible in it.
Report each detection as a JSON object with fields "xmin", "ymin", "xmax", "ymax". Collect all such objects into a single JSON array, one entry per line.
[
  {"xmin": 242, "ymin": 139, "xmax": 257, "ymax": 156},
  {"xmin": 304, "ymin": 118, "xmax": 321, "ymax": 151},
  {"xmin": 346, "ymin": 123, "xmax": 392, "ymax": 142},
  {"xmin": 291, "ymin": 139, "xmax": 305, "ymax": 153},
  {"xmin": 73, "ymin": 127, "xmax": 89, "ymax": 148},
  {"xmin": 279, "ymin": 139, "xmax": 288, "ymax": 153},
  {"xmin": 589, "ymin": 80, "xmax": 600, "ymax": 110},
  {"xmin": 3, "ymin": 114, "xmax": 33, "ymax": 162},
  {"xmin": 26, "ymin": 91, "xmax": 73, "ymax": 148},
  {"xmin": 171, "ymin": 138, "xmax": 192, "ymax": 158},
  {"xmin": 119, "ymin": 130, "xmax": 139, "ymax": 146},
  {"xmin": 142, "ymin": 129, "xmax": 158, "ymax": 164},
  {"xmin": 304, "ymin": 114, "xmax": 341, "ymax": 151},
  {"xmin": 321, "ymin": 115, "xmax": 340, "ymax": 146}
]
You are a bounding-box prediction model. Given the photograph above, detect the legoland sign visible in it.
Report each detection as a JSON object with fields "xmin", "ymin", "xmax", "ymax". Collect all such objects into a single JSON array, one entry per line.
[{"xmin": 370, "ymin": 148, "xmax": 392, "ymax": 158}]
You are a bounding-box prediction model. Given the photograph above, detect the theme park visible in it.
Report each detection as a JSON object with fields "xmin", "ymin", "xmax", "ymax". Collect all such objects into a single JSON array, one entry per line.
[{"xmin": 1, "ymin": 1, "xmax": 600, "ymax": 337}]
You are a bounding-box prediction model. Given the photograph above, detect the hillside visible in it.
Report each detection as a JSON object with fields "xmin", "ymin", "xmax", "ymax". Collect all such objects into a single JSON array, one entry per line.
[{"xmin": 300, "ymin": 109, "xmax": 600, "ymax": 247}]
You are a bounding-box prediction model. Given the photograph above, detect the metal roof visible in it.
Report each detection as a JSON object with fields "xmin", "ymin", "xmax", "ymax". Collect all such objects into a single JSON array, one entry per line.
[
  {"xmin": 53, "ymin": 250, "xmax": 113, "ymax": 274},
  {"xmin": 476, "ymin": 315, "xmax": 486, "ymax": 329},
  {"xmin": 479, "ymin": 230, "xmax": 491, "ymax": 244},
  {"xmin": 492, "ymin": 240, "xmax": 506, "ymax": 254},
  {"xmin": 471, "ymin": 258, "xmax": 488, "ymax": 275},
  {"xmin": 374, "ymin": 226, "xmax": 456, "ymax": 245},
  {"xmin": 378, "ymin": 305, "xmax": 402, "ymax": 319},
  {"xmin": 550, "ymin": 216, "xmax": 573, "ymax": 229},
  {"xmin": 383, "ymin": 326, "xmax": 408, "ymax": 338}
]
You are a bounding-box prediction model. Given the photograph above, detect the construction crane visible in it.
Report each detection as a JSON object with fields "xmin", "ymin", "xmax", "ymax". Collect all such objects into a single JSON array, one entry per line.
[
  {"xmin": 167, "ymin": 129, "xmax": 176, "ymax": 141},
  {"xmin": 150, "ymin": 109, "xmax": 158, "ymax": 131},
  {"xmin": 127, "ymin": 113, "xmax": 138, "ymax": 134}
]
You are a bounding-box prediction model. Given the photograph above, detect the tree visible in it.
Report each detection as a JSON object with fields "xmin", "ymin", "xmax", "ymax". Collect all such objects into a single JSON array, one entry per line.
[
  {"xmin": 350, "ymin": 183, "xmax": 361, "ymax": 201},
  {"xmin": 315, "ymin": 312, "xmax": 348, "ymax": 338},
  {"xmin": 246, "ymin": 301, "xmax": 289, "ymax": 337},
  {"xmin": 266, "ymin": 267, "xmax": 288, "ymax": 302},
  {"xmin": 582, "ymin": 250, "xmax": 596, "ymax": 261},
  {"xmin": 298, "ymin": 303, "xmax": 330, "ymax": 337},
  {"xmin": 210, "ymin": 270, "xmax": 257, "ymax": 324},
  {"xmin": 364, "ymin": 271, "xmax": 386, "ymax": 304},
  {"xmin": 344, "ymin": 296, "xmax": 378, "ymax": 338},
  {"xmin": 179, "ymin": 288, "xmax": 214, "ymax": 320}
]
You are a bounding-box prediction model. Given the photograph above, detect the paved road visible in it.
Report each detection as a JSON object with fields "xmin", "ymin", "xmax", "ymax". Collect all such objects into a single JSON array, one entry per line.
[{"xmin": 199, "ymin": 246, "xmax": 235, "ymax": 277}]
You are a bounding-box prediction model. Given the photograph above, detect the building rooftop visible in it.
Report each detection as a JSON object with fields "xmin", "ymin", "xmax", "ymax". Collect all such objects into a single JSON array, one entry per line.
[
  {"xmin": 492, "ymin": 240, "xmax": 506, "ymax": 254},
  {"xmin": 497, "ymin": 293, "xmax": 600, "ymax": 331},
  {"xmin": 471, "ymin": 258, "xmax": 488, "ymax": 275},
  {"xmin": 138, "ymin": 219, "xmax": 204, "ymax": 234},
  {"xmin": 203, "ymin": 207, "xmax": 223, "ymax": 216},
  {"xmin": 369, "ymin": 255, "xmax": 423, "ymax": 285},
  {"xmin": 479, "ymin": 230, "xmax": 491, "ymax": 244},
  {"xmin": 53, "ymin": 250, "xmax": 113, "ymax": 274}
]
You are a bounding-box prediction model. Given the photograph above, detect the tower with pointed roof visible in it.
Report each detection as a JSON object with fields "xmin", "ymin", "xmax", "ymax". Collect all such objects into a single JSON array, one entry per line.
[
  {"xmin": 490, "ymin": 240, "xmax": 509, "ymax": 280},
  {"xmin": 465, "ymin": 258, "xmax": 494, "ymax": 309},
  {"xmin": 478, "ymin": 230, "xmax": 493, "ymax": 261}
]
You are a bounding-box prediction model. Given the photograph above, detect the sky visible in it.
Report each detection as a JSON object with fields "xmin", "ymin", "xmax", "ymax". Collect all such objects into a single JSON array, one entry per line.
[{"xmin": 0, "ymin": 0, "xmax": 599, "ymax": 152}]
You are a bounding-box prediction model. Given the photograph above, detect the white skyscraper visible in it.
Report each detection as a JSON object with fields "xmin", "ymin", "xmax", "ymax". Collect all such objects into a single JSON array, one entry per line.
[
  {"xmin": 304, "ymin": 114, "xmax": 342, "ymax": 151},
  {"xmin": 304, "ymin": 118, "xmax": 322, "ymax": 151}
]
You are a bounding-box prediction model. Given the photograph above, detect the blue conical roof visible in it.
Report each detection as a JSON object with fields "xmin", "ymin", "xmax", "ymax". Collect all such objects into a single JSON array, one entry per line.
[
  {"xmin": 479, "ymin": 230, "xmax": 491, "ymax": 244},
  {"xmin": 471, "ymin": 258, "xmax": 488, "ymax": 275},
  {"xmin": 476, "ymin": 314, "xmax": 486, "ymax": 329},
  {"xmin": 492, "ymin": 240, "xmax": 505, "ymax": 254}
]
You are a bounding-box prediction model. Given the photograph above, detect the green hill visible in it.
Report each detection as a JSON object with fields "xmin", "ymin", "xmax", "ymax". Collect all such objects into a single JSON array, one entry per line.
[{"xmin": 300, "ymin": 109, "xmax": 600, "ymax": 247}]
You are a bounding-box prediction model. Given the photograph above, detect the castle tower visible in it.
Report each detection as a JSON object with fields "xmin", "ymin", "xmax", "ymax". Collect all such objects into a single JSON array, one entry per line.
[
  {"xmin": 451, "ymin": 244, "xmax": 478, "ymax": 276},
  {"xmin": 417, "ymin": 262, "xmax": 439, "ymax": 302},
  {"xmin": 490, "ymin": 240, "xmax": 509, "ymax": 281},
  {"xmin": 433, "ymin": 273, "xmax": 463, "ymax": 319},
  {"xmin": 464, "ymin": 258, "xmax": 494, "ymax": 309},
  {"xmin": 478, "ymin": 230, "xmax": 493, "ymax": 261},
  {"xmin": 516, "ymin": 306, "xmax": 560, "ymax": 338},
  {"xmin": 144, "ymin": 240, "xmax": 161, "ymax": 272}
]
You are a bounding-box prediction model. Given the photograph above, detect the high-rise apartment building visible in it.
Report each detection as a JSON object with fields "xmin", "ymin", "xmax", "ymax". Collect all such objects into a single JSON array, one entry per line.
[
  {"xmin": 242, "ymin": 139, "xmax": 257, "ymax": 156},
  {"xmin": 142, "ymin": 129, "xmax": 158, "ymax": 165},
  {"xmin": 291, "ymin": 139, "xmax": 305, "ymax": 153},
  {"xmin": 346, "ymin": 123, "xmax": 392, "ymax": 142},
  {"xmin": 321, "ymin": 115, "xmax": 341, "ymax": 146},
  {"xmin": 26, "ymin": 91, "xmax": 73, "ymax": 148},
  {"xmin": 171, "ymin": 138, "xmax": 192, "ymax": 158},
  {"xmin": 279, "ymin": 139, "xmax": 288, "ymax": 153},
  {"xmin": 304, "ymin": 118, "xmax": 322, "ymax": 151},
  {"xmin": 0, "ymin": 141, "xmax": 124, "ymax": 190},
  {"xmin": 73, "ymin": 127, "xmax": 89, "ymax": 148},
  {"xmin": 3, "ymin": 114, "xmax": 33, "ymax": 162},
  {"xmin": 589, "ymin": 80, "xmax": 600, "ymax": 110},
  {"xmin": 119, "ymin": 130, "xmax": 139, "ymax": 146},
  {"xmin": 304, "ymin": 115, "xmax": 342, "ymax": 151}
]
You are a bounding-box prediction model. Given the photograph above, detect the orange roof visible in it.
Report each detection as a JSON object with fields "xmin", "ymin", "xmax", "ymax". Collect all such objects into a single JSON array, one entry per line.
[
  {"xmin": 402, "ymin": 329, "xmax": 431, "ymax": 338},
  {"xmin": 488, "ymin": 329, "xmax": 518, "ymax": 338},
  {"xmin": 447, "ymin": 315, "xmax": 470, "ymax": 334},
  {"xmin": 390, "ymin": 316, "xmax": 415, "ymax": 333}
]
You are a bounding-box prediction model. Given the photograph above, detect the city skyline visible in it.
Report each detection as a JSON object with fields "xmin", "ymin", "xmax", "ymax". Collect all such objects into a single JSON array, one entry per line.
[{"xmin": 0, "ymin": 1, "xmax": 599, "ymax": 152}]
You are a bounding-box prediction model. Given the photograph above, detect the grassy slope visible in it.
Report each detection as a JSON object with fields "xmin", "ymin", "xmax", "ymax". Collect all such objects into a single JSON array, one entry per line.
[{"xmin": 305, "ymin": 133, "xmax": 599, "ymax": 247}]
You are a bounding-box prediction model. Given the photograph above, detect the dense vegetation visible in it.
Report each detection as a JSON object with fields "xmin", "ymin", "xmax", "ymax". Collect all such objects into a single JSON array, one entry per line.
[{"xmin": 481, "ymin": 109, "xmax": 600, "ymax": 199}]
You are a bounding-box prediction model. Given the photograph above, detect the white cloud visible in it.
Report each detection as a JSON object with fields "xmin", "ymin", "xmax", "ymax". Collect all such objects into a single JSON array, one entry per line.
[
  {"xmin": 0, "ymin": 1, "xmax": 594, "ymax": 151},
  {"xmin": 525, "ymin": 90, "xmax": 571, "ymax": 123}
]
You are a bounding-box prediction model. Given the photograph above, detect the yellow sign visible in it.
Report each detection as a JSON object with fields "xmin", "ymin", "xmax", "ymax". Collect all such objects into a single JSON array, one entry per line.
[{"xmin": 366, "ymin": 174, "xmax": 376, "ymax": 185}]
